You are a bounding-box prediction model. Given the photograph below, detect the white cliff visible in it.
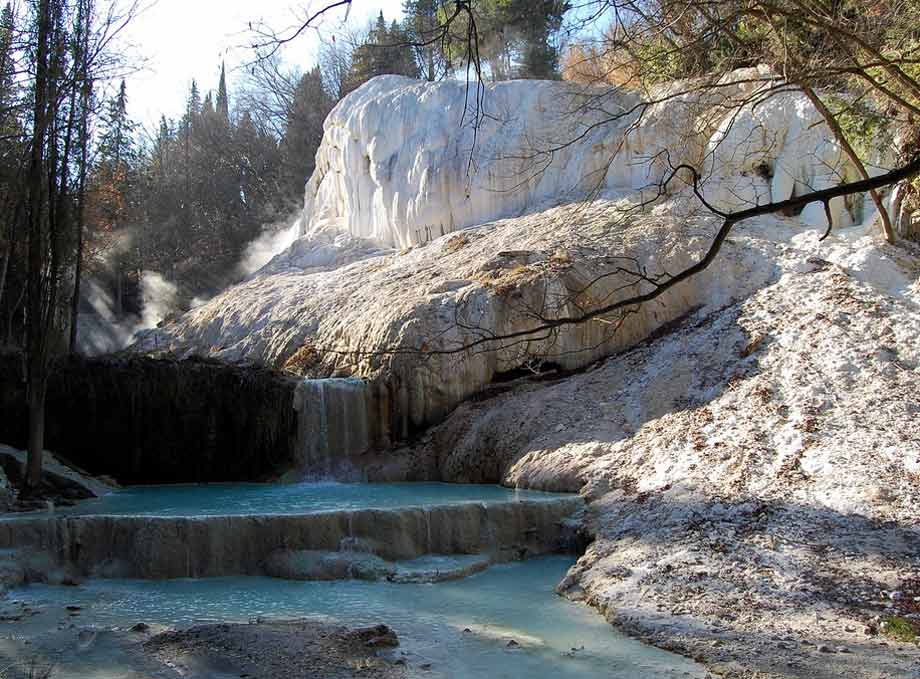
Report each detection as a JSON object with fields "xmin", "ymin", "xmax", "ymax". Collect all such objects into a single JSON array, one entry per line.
[
  {"xmin": 302, "ymin": 72, "xmax": 876, "ymax": 250},
  {"xmin": 115, "ymin": 72, "xmax": 920, "ymax": 678}
]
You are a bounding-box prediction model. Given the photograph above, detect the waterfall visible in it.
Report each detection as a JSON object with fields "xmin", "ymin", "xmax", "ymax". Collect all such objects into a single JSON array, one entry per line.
[{"xmin": 294, "ymin": 378, "xmax": 372, "ymax": 477}]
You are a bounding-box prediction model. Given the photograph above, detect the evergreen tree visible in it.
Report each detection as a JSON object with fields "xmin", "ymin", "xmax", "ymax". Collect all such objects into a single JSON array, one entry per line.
[
  {"xmin": 186, "ymin": 79, "xmax": 201, "ymax": 121},
  {"xmin": 201, "ymin": 91, "xmax": 214, "ymax": 118},
  {"xmin": 280, "ymin": 66, "xmax": 333, "ymax": 203},
  {"xmin": 216, "ymin": 61, "xmax": 230, "ymax": 123},
  {"xmin": 0, "ymin": 3, "xmax": 18, "ymax": 123},
  {"xmin": 402, "ymin": 0, "xmax": 445, "ymax": 81},
  {"xmin": 445, "ymin": 0, "xmax": 569, "ymax": 80},
  {"xmin": 345, "ymin": 12, "xmax": 419, "ymax": 94},
  {"xmin": 97, "ymin": 80, "xmax": 136, "ymax": 167},
  {"xmin": 87, "ymin": 80, "xmax": 138, "ymax": 314}
]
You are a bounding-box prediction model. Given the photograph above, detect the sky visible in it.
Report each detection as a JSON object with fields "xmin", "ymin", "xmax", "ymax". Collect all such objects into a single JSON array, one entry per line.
[{"xmin": 118, "ymin": 0, "xmax": 406, "ymax": 128}]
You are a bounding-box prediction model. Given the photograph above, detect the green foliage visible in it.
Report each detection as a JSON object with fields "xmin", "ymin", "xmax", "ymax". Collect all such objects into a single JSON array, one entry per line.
[
  {"xmin": 402, "ymin": 0, "xmax": 445, "ymax": 81},
  {"xmin": 824, "ymin": 95, "xmax": 892, "ymax": 161},
  {"xmin": 216, "ymin": 62, "xmax": 230, "ymax": 123},
  {"xmin": 87, "ymin": 71, "xmax": 296, "ymax": 306},
  {"xmin": 437, "ymin": 0, "xmax": 569, "ymax": 80},
  {"xmin": 883, "ymin": 617, "xmax": 918, "ymax": 643},
  {"xmin": 344, "ymin": 11, "xmax": 419, "ymax": 94},
  {"xmin": 97, "ymin": 80, "xmax": 137, "ymax": 169},
  {"xmin": 281, "ymin": 67, "xmax": 333, "ymax": 201}
]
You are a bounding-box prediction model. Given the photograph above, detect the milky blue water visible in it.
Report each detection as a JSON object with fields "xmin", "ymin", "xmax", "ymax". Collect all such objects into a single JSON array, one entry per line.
[
  {"xmin": 58, "ymin": 482, "xmax": 568, "ymax": 517},
  {"xmin": 9, "ymin": 557, "xmax": 703, "ymax": 679}
]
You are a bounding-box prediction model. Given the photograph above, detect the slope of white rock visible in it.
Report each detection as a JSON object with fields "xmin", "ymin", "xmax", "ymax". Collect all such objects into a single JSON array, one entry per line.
[
  {"xmin": 372, "ymin": 230, "xmax": 920, "ymax": 678},
  {"xmin": 136, "ymin": 200, "xmax": 788, "ymax": 433},
  {"xmin": 121, "ymin": 73, "xmax": 919, "ymax": 676},
  {"xmin": 135, "ymin": 72, "xmax": 889, "ymax": 443}
]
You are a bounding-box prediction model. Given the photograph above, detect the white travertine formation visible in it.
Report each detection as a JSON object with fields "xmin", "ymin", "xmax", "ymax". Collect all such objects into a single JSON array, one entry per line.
[
  {"xmin": 302, "ymin": 73, "xmax": 872, "ymax": 250},
  {"xmin": 135, "ymin": 73, "xmax": 886, "ymax": 439}
]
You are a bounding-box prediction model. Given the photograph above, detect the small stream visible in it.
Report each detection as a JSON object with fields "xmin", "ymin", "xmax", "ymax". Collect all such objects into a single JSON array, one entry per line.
[{"xmin": 5, "ymin": 557, "xmax": 704, "ymax": 679}]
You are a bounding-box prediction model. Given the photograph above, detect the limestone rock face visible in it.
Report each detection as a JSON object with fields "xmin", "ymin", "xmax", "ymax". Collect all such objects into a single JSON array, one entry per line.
[
  {"xmin": 137, "ymin": 203, "xmax": 781, "ymax": 435},
  {"xmin": 377, "ymin": 230, "xmax": 920, "ymax": 678},
  {"xmin": 302, "ymin": 73, "xmax": 870, "ymax": 250},
  {"xmin": 134, "ymin": 73, "xmax": 879, "ymax": 444},
  {"xmin": 303, "ymin": 76, "xmax": 641, "ymax": 249},
  {"xmin": 374, "ymin": 231, "xmax": 920, "ymax": 498}
]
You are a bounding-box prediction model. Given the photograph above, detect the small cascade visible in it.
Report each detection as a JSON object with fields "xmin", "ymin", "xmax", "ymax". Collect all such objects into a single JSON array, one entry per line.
[
  {"xmin": 0, "ymin": 497, "xmax": 583, "ymax": 579},
  {"xmin": 294, "ymin": 378, "xmax": 372, "ymax": 477}
]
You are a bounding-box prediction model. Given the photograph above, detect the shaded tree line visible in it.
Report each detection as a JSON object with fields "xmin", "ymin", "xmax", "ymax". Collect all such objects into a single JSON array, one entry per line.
[{"xmin": 0, "ymin": 0, "xmax": 141, "ymax": 490}]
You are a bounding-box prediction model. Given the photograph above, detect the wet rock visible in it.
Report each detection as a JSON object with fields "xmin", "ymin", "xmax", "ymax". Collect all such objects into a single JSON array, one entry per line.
[
  {"xmin": 1, "ymin": 500, "xmax": 580, "ymax": 580},
  {"xmin": 263, "ymin": 549, "xmax": 396, "ymax": 582},
  {"xmin": 353, "ymin": 624, "xmax": 399, "ymax": 648},
  {"xmin": 77, "ymin": 630, "xmax": 97, "ymax": 649},
  {"xmin": 131, "ymin": 623, "xmax": 151, "ymax": 633},
  {"xmin": 0, "ymin": 554, "xmax": 25, "ymax": 589}
]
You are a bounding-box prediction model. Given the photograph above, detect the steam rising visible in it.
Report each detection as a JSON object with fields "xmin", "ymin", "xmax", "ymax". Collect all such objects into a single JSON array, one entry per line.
[
  {"xmin": 238, "ymin": 218, "xmax": 301, "ymax": 277},
  {"xmin": 77, "ymin": 271, "xmax": 179, "ymax": 356},
  {"xmin": 77, "ymin": 216, "xmax": 301, "ymax": 356},
  {"xmin": 139, "ymin": 271, "xmax": 179, "ymax": 329}
]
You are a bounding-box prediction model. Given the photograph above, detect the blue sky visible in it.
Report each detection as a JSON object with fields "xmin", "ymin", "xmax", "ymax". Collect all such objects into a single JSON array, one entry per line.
[{"xmin": 121, "ymin": 0, "xmax": 405, "ymax": 127}]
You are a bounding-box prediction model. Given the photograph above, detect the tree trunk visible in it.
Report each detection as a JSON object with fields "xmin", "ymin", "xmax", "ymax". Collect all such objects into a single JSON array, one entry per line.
[
  {"xmin": 115, "ymin": 267, "xmax": 123, "ymax": 314},
  {"xmin": 25, "ymin": 0, "xmax": 52, "ymax": 492},
  {"xmin": 800, "ymin": 87, "xmax": 895, "ymax": 242},
  {"xmin": 69, "ymin": 89, "xmax": 90, "ymax": 353},
  {"xmin": 69, "ymin": 210, "xmax": 84, "ymax": 351},
  {"xmin": 0, "ymin": 229, "xmax": 9, "ymax": 312},
  {"xmin": 25, "ymin": 374, "xmax": 47, "ymax": 489}
]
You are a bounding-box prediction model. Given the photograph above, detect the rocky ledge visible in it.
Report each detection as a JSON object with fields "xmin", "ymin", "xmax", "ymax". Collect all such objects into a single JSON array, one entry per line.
[{"xmin": 0, "ymin": 497, "xmax": 582, "ymax": 581}]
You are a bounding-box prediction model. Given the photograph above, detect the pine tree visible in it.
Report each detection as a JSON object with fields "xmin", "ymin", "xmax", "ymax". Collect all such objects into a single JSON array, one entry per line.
[
  {"xmin": 345, "ymin": 12, "xmax": 420, "ymax": 94},
  {"xmin": 0, "ymin": 3, "xmax": 17, "ymax": 122},
  {"xmin": 216, "ymin": 61, "xmax": 230, "ymax": 123},
  {"xmin": 201, "ymin": 91, "xmax": 214, "ymax": 118},
  {"xmin": 97, "ymin": 80, "xmax": 136, "ymax": 168},
  {"xmin": 402, "ymin": 0, "xmax": 443, "ymax": 81},
  {"xmin": 281, "ymin": 66, "xmax": 333, "ymax": 204},
  {"xmin": 448, "ymin": 0, "xmax": 569, "ymax": 80},
  {"xmin": 387, "ymin": 20, "xmax": 419, "ymax": 78},
  {"xmin": 186, "ymin": 79, "xmax": 201, "ymax": 121}
]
